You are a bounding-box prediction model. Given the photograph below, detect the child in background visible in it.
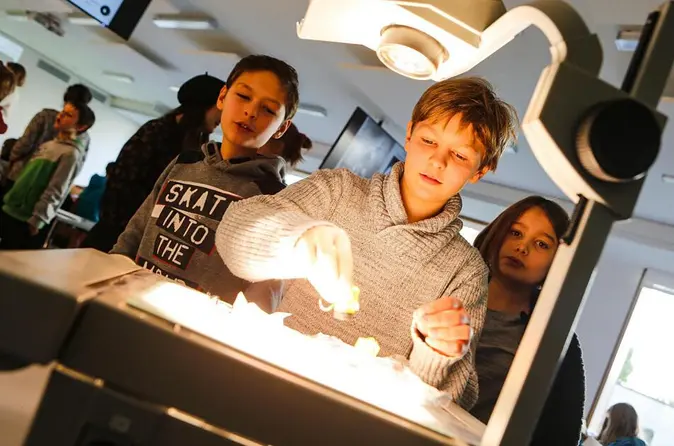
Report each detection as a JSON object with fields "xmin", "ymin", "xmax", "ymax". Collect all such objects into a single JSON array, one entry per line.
[
  {"xmin": 75, "ymin": 162, "xmax": 115, "ymax": 222},
  {"xmin": 258, "ymin": 122, "xmax": 312, "ymax": 169},
  {"xmin": 216, "ymin": 77, "xmax": 518, "ymax": 408},
  {"xmin": 111, "ymin": 55, "xmax": 300, "ymax": 303},
  {"xmin": 4, "ymin": 84, "xmax": 92, "ymax": 192},
  {"xmin": 597, "ymin": 403, "xmax": 646, "ymax": 446},
  {"xmin": 0, "ymin": 102, "xmax": 96, "ymax": 249}
]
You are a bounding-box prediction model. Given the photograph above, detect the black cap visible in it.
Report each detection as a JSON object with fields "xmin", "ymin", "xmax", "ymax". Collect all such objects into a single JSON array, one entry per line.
[{"xmin": 177, "ymin": 73, "xmax": 225, "ymax": 108}]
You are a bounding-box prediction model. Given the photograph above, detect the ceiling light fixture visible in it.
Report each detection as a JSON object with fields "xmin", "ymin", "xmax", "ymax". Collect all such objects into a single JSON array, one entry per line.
[
  {"xmin": 297, "ymin": 103, "xmax": 328, "ymax": 118},
  {"xmin": 4, "ymin": 10, "xmax": 30, "ymax": 22},
  {"xmin": 103, "ymin": 71, "xmax": 135, "ymax": 84},
  {"xmin": 67, "ymin": 14, "xmax": 100, "ymax": 26},
  {"xmin": 662, "ymin": 173, "xmax": 674, "ymax": 184},
  {"xmin": 152, "ymin": 14, "xmax": 217, "ymax": 30}
]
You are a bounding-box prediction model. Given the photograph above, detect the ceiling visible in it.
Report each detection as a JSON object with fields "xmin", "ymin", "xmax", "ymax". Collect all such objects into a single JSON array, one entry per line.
[{"xmin": 1, "ymin": 0, "xmax": 673, "ymax": 225}]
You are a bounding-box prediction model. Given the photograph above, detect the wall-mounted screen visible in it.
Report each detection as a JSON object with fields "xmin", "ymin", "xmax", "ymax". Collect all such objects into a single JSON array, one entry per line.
[
  {"xmin": 67, "ymin": 0, "xmax": 152, "ymax": 40},
  {"xmin": 320, "ymin": 107, "xmax": 405, "ymax": 179}
]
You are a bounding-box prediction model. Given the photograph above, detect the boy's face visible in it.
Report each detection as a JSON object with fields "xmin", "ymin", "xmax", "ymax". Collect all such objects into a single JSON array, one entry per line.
[
  {"xmin": 217, "ymin": 71, "xmax": 291, "ymax": 150},
  {"xmin": 402, "ymin": 113, "xmax": 488, "ymax": 205},
  {"xmin": 54, "ymin": 103, "xmax": 81, "ymax": 133}
]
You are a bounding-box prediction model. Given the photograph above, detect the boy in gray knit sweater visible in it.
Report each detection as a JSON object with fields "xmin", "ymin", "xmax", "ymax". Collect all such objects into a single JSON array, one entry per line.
[{"xmin": 216, "ymin": 77, "xmax": 518, "ymax": 409}]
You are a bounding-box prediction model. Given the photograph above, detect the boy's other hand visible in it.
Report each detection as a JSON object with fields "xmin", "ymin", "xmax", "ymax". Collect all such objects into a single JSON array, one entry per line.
[
  {"xmin": 414, "ymin": 296, "xmax": 471, "ymax": 358},
  {"xmin": 28, "ymin": 224, "xmax": 40, "ymax": 236},
  {"xmin": 295, "ymin": 225, "xmax": 353, "ymax": 306}
]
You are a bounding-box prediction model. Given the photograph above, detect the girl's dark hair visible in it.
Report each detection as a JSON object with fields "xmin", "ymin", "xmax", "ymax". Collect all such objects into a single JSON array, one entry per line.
[
  {"xmin": 7, "ymin": 62, "xmax": 26, "ymax": 86},
  {"xmin": 279, "ymin": 123, "xmax": 312, "ymax": 166},
  {"xmin": 165, "ymin": 104, "xmax": 212, "ymax": 150},
  {"xmin": 598, "ymin": 403, "xmax": 640, "ymax": 444}
]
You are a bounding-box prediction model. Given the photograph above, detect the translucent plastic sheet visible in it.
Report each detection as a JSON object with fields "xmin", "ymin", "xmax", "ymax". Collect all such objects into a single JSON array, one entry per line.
[{"xmin": 127, "ymin": 281, "xmax": 484, "ymax": 443}]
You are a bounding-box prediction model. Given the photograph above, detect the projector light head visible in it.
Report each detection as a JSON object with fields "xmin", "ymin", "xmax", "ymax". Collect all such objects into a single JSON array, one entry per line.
[
  {"xmin": 296, "ymin": 0, "xmax": 507, "ymax": 81},
  {"xmin": 376, "ymin": 25, "xmax": 448, "ymax": 80}
]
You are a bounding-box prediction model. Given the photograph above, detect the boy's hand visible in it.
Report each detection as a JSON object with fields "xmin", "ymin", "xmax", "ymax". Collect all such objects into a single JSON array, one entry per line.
[
  {"xmin": 28, "ymin": 224, "xmax": 40, "ymax": 236},
  {"xmin": 295, "ymin": 225, "xmax": 353, "ymax": 306},
  {"xmin": 414, "ymin": 297, "xmax": 472, "ymax": 358}
]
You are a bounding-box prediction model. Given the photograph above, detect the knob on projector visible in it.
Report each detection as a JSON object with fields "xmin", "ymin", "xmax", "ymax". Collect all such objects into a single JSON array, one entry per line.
[{"xmin": 576, "ymin": 98, "xmax": 661, "ymax": 183}]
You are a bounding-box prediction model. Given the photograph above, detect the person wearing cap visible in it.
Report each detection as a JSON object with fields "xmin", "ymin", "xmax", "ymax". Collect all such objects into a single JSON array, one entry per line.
[{"xmin": 82, "ymin": 73, "xmax": 225, "ymax": 252}]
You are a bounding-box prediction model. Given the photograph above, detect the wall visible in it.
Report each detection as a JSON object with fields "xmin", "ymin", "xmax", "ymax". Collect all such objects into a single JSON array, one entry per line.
[
  {"xmin": 2, "ymin": 43, "xmax": 139, "ymax": 186},
  {"xmin": 460, "ymin": 180, "xmax": 674, "ymax": 417}
]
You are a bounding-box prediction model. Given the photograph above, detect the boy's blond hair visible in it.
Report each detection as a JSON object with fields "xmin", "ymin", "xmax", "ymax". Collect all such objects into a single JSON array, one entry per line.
[{"xmin": 410, "ymin": 77, "xmax": 518, "ymax": 172}]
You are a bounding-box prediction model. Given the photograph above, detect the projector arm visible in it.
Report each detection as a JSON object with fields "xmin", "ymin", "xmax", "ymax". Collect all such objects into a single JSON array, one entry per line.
[{"xmin": 480, "ymin": 3, "xmax": 674, "ymax": 446}]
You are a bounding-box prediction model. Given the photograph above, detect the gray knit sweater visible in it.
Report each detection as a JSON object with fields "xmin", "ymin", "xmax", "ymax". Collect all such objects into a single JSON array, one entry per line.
[{"xmin": 216, "ymin": 163, "xmax": 488, "ymax": 408}]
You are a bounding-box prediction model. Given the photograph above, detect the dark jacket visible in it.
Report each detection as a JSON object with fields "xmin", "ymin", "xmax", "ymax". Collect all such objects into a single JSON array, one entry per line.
[
  {"xmin": 88, "ymin": 114, "xmax": 184, "ymax": 250},
  {"xmin": 530, "ymin": 333, "xmax": 586, "ymax": 445},
  {"xmin": 472, "ymin": 312, "xmax": 586, "ymax": 446}
]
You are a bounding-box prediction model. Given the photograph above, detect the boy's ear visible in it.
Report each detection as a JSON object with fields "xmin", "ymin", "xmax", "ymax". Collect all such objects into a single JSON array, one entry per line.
[
  {"xmin": 469, "ymin": 165, "xmax": 490, "ymax": 183},
  {"xmin": 216, "ymin": 85, "xmax": 228, "ymax": 111},
  {"xmin": 274, "ymin": 120, "xmax": 292, "ymax": 139},
  {"xmin": 405, "ymin": 121, "xmax": 413, "ymax": 152}
]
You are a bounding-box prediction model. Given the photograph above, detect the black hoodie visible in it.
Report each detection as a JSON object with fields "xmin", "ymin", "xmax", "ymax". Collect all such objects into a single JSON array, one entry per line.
[{"xmin": 112, "ymin": 141, "xmax": 286, "ymax": 302}]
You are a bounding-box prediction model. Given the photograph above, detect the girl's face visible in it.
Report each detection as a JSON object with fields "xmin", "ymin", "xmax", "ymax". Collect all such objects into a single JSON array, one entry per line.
[{"xmin": 497, "ymin": 206, "xmax": 560, "ymax": 286}]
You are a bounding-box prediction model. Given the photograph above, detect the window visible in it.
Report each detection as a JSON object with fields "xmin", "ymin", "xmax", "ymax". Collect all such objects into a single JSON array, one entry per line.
[
  {"xmin": 588, "ymin": 271, "xmax": 674, "ymax": 445},
  {"xmin": 0, "ymin": 32, "xmax": 24, "ymax": 62}
]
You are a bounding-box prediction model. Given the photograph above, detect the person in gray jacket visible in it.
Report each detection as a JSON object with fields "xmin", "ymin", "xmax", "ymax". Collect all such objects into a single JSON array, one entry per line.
[
  {"xmin": 2, "ymin": 84, "xmax": 92, "ymax": 197},
  {"xmin": 0, "ymin": 102, "xmax": 95, "ymax": 249},
  {"xmin": 111, "ymin": 55, "xmax": 300, "ymax": 303}
]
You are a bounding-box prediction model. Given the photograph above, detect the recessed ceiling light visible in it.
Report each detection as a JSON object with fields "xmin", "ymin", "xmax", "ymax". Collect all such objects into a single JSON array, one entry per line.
[
  {"xmin": 297, "ymin": 103, "xmax": 328, "ymax": 118},
  {"xmin": 662, "ymin": 174, "xmax": 674, "ymax": 184},
  {"xmin": 67, "ymin": 14, "xmax": 100, "ymax": 26},
  {"xmin": 169, "ymin": 86, "xmax": 180, "ymax": 92},
  {"xmin": 152, "ymin": 14, "xmax": 217, "ymax": 30},
  {"xmin": 103, "ymin": 71, "xmax": 135, "ymax": 84},
  {"xmin": 4, "ymin": 10, "xmax": 30, "ymax": 22}
]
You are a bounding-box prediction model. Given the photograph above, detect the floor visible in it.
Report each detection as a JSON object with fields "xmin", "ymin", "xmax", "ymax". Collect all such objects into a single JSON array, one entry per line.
[{"xmin": 0, "ymin": 365, "xmax": 50, "ymax": 446}]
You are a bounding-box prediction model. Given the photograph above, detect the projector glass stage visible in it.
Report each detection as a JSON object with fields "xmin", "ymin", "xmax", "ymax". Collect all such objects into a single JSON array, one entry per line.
[{"xmin": 127, "ymin": 282, "xmax": 483, "ymax": 443}]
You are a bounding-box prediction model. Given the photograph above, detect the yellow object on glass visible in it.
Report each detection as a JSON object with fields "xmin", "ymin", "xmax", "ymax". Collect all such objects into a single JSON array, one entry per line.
[
  {"xmin": 355, "ymin": 337, "xmax": 380, "ymax": 357},
  {"xmin": 319, "ymin": 286, "xmax": 360, "ymax": 320}
]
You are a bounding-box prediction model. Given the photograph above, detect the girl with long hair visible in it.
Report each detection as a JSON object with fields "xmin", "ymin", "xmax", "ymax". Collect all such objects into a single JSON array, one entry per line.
[{"xmin": 471, "ymin": 196, "xmax": 586, "ymax": 445}]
